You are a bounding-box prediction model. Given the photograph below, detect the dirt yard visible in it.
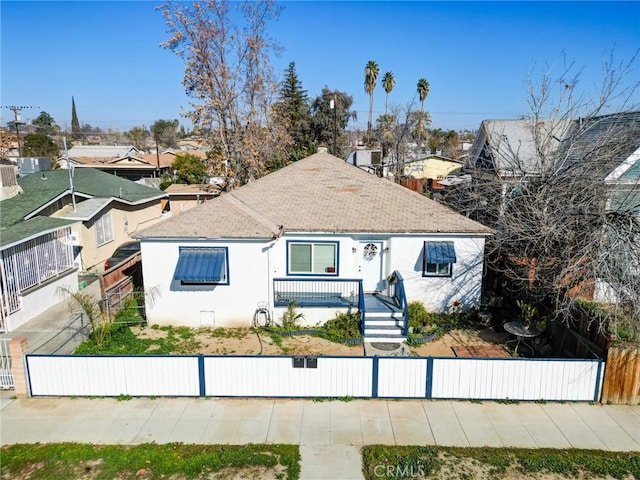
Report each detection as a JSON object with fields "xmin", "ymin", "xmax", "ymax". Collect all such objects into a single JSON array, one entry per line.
[{"xmin": 130, "ymin": 325, "xmax": 512, "ymax": 357}]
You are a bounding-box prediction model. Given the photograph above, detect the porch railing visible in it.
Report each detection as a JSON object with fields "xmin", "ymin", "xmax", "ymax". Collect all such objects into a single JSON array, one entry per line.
[
  {"xmin": 391, "ymin": 271, "xmax": 409, "ymax": 335},
  {"xmin": 273, "ymin": 278, "xmax": 363, "ymax": 309}
]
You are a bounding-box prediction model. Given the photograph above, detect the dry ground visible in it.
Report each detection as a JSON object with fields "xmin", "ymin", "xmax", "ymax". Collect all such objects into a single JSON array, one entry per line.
[{"xmin": 130, "ymin": 325, "xmax": 511, "ymax": 357}]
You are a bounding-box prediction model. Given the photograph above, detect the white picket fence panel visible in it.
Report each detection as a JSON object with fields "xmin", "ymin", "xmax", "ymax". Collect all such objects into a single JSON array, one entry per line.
[
  {"xmin": 27, "ymin": 356, "xmax": 200, "ymax": 397},
  {"xmin": 431, "ymin": 358, "xmax": 603, "ymax": 401},
  {"xmin": 204, "ymin": 356, "xmax": 373, "ymax": 397},
  {"xmin": 24, "ymin": 354, "xmax": 604, "ymax": 402}
]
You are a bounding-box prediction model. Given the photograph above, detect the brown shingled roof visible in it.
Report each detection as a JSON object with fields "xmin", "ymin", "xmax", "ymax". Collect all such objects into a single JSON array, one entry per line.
[{"xmin": 136, "ymin": 153, "xmax": 491, "ymax": 239}]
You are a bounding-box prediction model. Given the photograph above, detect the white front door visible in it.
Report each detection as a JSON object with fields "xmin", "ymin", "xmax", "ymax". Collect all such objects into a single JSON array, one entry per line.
[{"xmin": 359, "ymin": 241, "xmax": 384, "ymax": 292}]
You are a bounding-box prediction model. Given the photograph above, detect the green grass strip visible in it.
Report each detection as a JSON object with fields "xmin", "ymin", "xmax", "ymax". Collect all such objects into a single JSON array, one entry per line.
[
  {"xmin": 362, "ymin": 445, "xmax": 639, "ymax": 480},
  {"xmin": 1, "ymin": 443, "xmax": 300, "ymax": 480}
]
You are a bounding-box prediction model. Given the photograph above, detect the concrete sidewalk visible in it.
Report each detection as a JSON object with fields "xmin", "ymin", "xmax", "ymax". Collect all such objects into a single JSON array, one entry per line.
[{"xmin": 1, "ymin": 394, "xmax": 639, "ymax": 479}]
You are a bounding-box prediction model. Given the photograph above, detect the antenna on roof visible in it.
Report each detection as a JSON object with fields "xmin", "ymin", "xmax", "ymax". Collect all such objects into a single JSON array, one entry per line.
[{"xmin": 63, "ymin": 137, "xmax": 77, "ymax": 212}]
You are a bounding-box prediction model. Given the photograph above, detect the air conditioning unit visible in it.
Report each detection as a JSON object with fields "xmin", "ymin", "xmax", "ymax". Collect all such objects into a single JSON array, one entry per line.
[{"xmin": 370, "ymin": 151, "xmax": 382, "ymax": 165}]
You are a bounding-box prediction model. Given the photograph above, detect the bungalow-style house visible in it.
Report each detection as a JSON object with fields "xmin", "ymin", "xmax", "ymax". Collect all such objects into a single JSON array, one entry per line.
[
  {"xmin": 0, "ymin": 167, "xmax": 78, "ymax": 332},
  {"xmin": 1, "ymin": 169, "xmax": 168, "ymax": 273},
  {"xmin": 136, "ymin": 153, "xmax": 491, "ymax": 342}
]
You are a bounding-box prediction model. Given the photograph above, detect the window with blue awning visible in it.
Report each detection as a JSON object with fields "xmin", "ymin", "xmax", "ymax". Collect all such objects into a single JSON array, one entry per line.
[
  {"xmin": 174, "ymin": 247, "xmax": 228, "ymax": 284},
  {"xmin": 423, "ymin": 241, "xmax": 456, "ymax": 277}
]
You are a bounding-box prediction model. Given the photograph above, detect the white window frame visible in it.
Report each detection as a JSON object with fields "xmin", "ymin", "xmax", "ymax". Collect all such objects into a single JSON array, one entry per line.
[{"xmin": 95, "ymin": 213, "xmax": 114, "ymax": 247}]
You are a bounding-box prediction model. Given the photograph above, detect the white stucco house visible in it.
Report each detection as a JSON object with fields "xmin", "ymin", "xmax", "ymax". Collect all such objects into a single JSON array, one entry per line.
[{"xmin": 136, "ymin": 153, "xmax": 492, "ymax": 342}]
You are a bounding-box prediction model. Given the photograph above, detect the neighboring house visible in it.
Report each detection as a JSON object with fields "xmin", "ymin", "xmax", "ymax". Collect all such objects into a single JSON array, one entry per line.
[
  {"xmin": 66, "ymin": 145, "xmax": 141, "ymax": 159},
  {"xmin": 135, "ymin": 153, "xmax": 491, "ymax": 342},
  {"xmin": 403, "ymin": 155, "xmax": 463, "ymax": 180},
  {"xmin": 0, "ymin": 167, "xmax": 78, "ymax": 331},
  {"xmin": 464, "ymin": 112, "xmax": 640, "ymax": 302},
  {"xmin": 1, "ymin": 169, "xmax": 168, "ymax": 274},
  {"xmin": 464, "ymin": 118, "xmax": 572, "ymax": 180},
  {"xmin": 62, "ymin": 150, "xmax": 209, "ymax": 182},
  {"xmin": 164, "ymin": 183, "xmax": 221, "ymax": 213}
]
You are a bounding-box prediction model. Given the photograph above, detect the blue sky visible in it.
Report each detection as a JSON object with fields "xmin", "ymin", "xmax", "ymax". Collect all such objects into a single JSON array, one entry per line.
[{"xmin": 2, "ymin": 1, "xmax": 639, "ymax": 133}]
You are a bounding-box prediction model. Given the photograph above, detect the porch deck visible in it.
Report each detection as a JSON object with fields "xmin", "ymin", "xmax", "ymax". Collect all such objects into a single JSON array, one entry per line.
[{"xmin": 364, "ymin": 294, "xmax": 402, "ymax": 314}]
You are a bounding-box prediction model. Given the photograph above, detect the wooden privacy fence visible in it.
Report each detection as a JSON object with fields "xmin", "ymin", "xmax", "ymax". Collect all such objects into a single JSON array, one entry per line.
[
  {"xmin": 25, "ymin": 354, "xmax": 604, "ymax": 402},
  {"xmin": 601, "ymin": 347, "xmax": 640, "ymax": 405}
]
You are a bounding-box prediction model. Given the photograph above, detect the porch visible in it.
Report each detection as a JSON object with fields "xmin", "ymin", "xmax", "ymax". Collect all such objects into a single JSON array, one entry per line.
[{"xmin": 272, "ymin": 272, "xmax": 408, "ymax": 343}]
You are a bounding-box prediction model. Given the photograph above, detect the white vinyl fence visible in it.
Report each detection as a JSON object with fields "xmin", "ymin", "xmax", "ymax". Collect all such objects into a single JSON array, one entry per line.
[
  {"xmin": 0, "ymin": 339, "xmax": 13, "ymax": 388},
  {"xmin": 204, "ymin": 356, "xmax": 372, "ymax": 397},
  {"xmin": 27, "ymin": 355, "xmax": 200, "ymax": 397},
  {"xmin": 25, "ymin": 354, "xmax": 604, "ymax": 402}
]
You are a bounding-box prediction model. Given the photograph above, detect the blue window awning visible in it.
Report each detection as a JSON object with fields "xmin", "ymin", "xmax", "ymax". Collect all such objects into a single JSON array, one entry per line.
[
  {"xmin": 424, "ymin": 241, "xmax": 457, "ymax": 264},
  {"xmin": 174, "ymin": 248, "xmax": 226, "ymax": 282}
]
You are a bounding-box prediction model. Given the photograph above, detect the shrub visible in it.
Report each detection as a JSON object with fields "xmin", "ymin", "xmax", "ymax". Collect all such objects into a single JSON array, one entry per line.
[
  {"xmin": 280, "ymin": 301, "xmax": 304, "ymax": 331},
  {"xmin": 408, "ymin": 301, "xmax": 429, "ymax": 328},
  {"xmin": 323, "ymin": 312, "xmax": 362, "ymax": 340}
]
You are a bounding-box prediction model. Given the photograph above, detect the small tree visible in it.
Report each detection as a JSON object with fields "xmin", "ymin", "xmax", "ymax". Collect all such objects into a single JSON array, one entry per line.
[
  {"xmin": 71, "ymin": 97, "xmax": 80, "ymax": 140},
  {"xmin": 22, "ymin": 132, "xmax": 60, "ymax": 167},
  {"xmin": 309, "ymin": 87, "xmax": 356, "ymax": 158},
  {"xmin": 32, "ymin": 111, "xmax": 57, "ymax": 136},
  {"xmin": 172, "ymin": 153, "xmax": 208, "ymax": 184}
]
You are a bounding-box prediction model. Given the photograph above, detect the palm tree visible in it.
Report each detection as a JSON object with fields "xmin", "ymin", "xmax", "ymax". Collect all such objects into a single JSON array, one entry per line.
[
  {"xmin": 416, "ymin": 78, "xmax": 430, "ymax": 144},
  {"xmin": 364, "ymin": 60, "xmax": 379, "ymax": 139},
  {"xmin": 382, "ymin": 71, "xmax": 395, "ymax": 115}
]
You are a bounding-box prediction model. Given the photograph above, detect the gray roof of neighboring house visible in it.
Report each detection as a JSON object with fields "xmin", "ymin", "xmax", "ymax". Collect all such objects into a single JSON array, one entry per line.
[
  {"xmin": 136, "ymin": 153, "xmax": 492, "ymax": 240},
  {"xmin": 465, "ymin": 118, "xmax": 572, "ymax": 175},
  {"xmin": 559, "ymin": 111, "xmax": 640, "ymax": 177},
  {"xmin": 66, "ymin": 145, "xmax": 139, "ymax": 159},
  {"xmin": 466, "ymin": 112, "xmax": 640, "ymax": 178}
]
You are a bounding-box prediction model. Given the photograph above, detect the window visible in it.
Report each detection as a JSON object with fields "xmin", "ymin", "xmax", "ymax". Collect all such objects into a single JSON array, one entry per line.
[
  {"xmin": 288, "ymin": 241, "xmax": 338, "ymax": 275},
  {"xmin": 95, "ymin": 213, "xmax": 113, "ymax": 247},
  {"xmin": 173, "ymin": 247, "xmax": 229, "ymax": 285},
  {"xmin": 423, "ymin": 241, "xmax": 456, "ymax": 277}
]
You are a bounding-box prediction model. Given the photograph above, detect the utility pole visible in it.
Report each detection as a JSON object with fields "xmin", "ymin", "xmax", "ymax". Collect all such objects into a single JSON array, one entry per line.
[
  {"xmin": 3, "ymin": 106, "xmax": 36, "ymax": 156},
  {"xmin": 330, "ymin": 94, "xmax": 337, "ymax": 156}
]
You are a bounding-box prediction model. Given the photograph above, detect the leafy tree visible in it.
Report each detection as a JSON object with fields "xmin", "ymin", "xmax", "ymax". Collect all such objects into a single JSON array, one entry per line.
[
  {"xmin": 71, "ymin": 97, "xmax": 80, "ymax": 140},
  {"xmin": 416, "ymin": 78, "xmax": 430, "ymax": 145},
  {"xmin": 22, "ymin": 132, "xmax": 60, "ymax": 167},
  {"xmin": 309, "ymin": 87, "xmax": 356, "ymax": 158},
  {"xmin": 364, "ymin": 60, "xmax": 379, "ymax": 141},
  {"xmin": 32, "ymin": 111, "xmax": 57, "ymax": 136},
  {"xmin": 381, "ymin": 71, "xmax": 395, "ymax": 115},
  {"xmin": 172, "ymin": 153, "xmax": 208, "ymax": 184},
  {"xmin": 125, "ymin": 126, "xmax": 150, "ymax": 151},
  {"xmin": 159, "ymin": 0, "xmax": 285, "ymax": 183},
  {"xmin": 272, "ymin": 61, "xmax": 313, "ymax": 162},
  {"xmin": 151, "ymin": 119, "xmax": 179, "ymax": 149}
]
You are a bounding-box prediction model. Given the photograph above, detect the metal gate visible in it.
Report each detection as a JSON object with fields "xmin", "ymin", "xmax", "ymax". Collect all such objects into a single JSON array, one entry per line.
[{"xmin": 0, "ymin": 338, "xmax": 14, "ymax": 388}]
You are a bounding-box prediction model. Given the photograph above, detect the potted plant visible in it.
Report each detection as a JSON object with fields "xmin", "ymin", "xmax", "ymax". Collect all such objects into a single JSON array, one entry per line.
[{"xmin": 516, "ymin": 300, "xmax": 537, "ymax": 329}]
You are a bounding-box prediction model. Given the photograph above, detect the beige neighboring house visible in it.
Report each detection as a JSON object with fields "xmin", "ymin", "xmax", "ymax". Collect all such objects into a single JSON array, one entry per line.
[
  {"xmin": 164, "ymin": 183, "xmax": 221, "ymax": 213},
  {"xmin": 2, "ymin": 168, "xmax": 168, "ymax": 273},
  {"xmin": 403, "ymin": 155, "xmax": 463, "ymax": 179}
]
